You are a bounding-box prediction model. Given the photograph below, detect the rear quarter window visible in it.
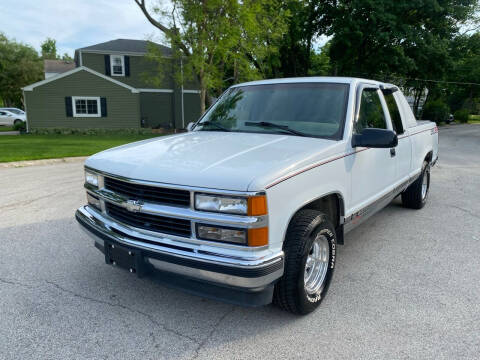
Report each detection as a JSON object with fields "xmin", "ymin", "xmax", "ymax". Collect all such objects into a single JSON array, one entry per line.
[
  {"xmin": 395, "ymin": 93, "xmax": 418, "ymax": 128},
  {"xmin": 384, "ymin": 93, "xmax": 404, "ymax": 134}
]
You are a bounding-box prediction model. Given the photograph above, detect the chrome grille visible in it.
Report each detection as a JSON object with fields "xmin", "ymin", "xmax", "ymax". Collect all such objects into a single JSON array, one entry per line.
[
  {"xmin": 106, "ymin": 202, "xmax": 192, "ymax": 238},
  {"xmin": 104, "ymin": 177, "xmax": 190, "ymax": 207}
]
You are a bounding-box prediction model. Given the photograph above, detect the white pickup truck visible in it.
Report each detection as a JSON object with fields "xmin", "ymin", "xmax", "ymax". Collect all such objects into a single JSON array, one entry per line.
[{"xmin": 76, "ymin": 77, "xmax": 438, "ymax": 314}]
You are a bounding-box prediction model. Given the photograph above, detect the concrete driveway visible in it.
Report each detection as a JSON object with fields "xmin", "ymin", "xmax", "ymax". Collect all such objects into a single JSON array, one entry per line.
[
  {"xmin": 0, "ymin": 131, "xmax": 19, "ymax": 135},
  {"xmin": 1, "ymin": 124, "xmax": 479, "ymax": 359}
]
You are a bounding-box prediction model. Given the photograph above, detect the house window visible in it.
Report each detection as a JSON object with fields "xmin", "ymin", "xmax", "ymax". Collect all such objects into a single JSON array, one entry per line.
[
  {"xmin": 111, "ymin": 55, "xmax": 125, "ymax": 76},
  {"xmin": 72, "ymin": 96, "xmax": 101, "ymax": 117}
]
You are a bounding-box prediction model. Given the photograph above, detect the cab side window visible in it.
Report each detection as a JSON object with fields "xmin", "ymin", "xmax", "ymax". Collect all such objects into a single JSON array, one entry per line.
[
  {"xmin": 384, "ymin": 93, "xmax": 404, "ymax": 134},
  {"xmin": 355, "ymin": 89, "xmax": 387, "ymax": 133}
]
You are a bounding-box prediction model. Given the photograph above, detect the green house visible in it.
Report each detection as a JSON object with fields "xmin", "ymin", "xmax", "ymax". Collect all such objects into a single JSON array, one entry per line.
[{"xmin": 23, "ymin": 39, "xmax": 201, "ymax": 131}]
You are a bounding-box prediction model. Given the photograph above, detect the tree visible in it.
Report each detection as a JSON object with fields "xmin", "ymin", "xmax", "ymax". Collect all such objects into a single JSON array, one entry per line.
[
  {"xmin": 308, "ymin": 42, "xmax": 331, "ymax": 76},
  {"xmin": 134, "ymin": 0, "xmax": 288, "ymax": 113},
  {"xmin": 324, "ymin": 0, "xmax": 479, "ymax": 114},
  {"xmin": 61, "ymin": 53, "xmax": 73, "ymax": 61},
  {"xmin": 273, "ymin": 0, "xmax": 328, "ymax": 77},
  {"xmin": 447, "ymin": 32, "xmax": 480, "ymax": 112},
  {"xmin": 422, "ymin": 99, "xmax": 450, "ymax": 124},
  {"xmin": 0, "ymin": 33, "xmax": 43, "ymax": 107},
  {"xmin": 41, "ymin": 37, "xmax": 58, "ymax": 59}
]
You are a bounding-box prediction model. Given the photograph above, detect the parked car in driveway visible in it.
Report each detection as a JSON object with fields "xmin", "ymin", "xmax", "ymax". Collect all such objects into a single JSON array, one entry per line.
[
  {"xmin": 0, "ymin": 107, "xmax": 25, "ymax": 116},
  {"xmin": 446, "ymin": 113, "xmax": 454, "ymax": 124},
  {"xmin": 76, "ymin": 77, "xmax": 439, "ymax": 314},
  {"xmin": 0, "ymin": 109, "xmax": 26, "ymax": 126}
]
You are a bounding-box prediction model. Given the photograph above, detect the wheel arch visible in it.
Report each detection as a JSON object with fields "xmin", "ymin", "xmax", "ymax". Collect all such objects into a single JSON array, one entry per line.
[
  {"xmin": 285, "ymin": 192, "xmax": 346, "ymax": 245},
  {"xmin": 425, "ymin": 150, "xmax": 433, "ymax": 164}
]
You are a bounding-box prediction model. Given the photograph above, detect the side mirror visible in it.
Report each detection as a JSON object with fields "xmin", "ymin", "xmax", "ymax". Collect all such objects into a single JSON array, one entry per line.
[
  {"xmin": 352, "ymin": 128, "xmax": 398, "ymax": 148},
  {"xmin": 186, "ymin": 122, "xmax": 194, "ymax": 131}
]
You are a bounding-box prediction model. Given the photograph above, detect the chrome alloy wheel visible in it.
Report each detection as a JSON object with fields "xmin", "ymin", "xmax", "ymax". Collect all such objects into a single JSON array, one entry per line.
[
  {"xmin": 421, "ymin": 168, "xmax": 430, "ymax": 200},
  {"xmin": 304, "ymin": 234, "xmax": 330, "ymax": 295}
]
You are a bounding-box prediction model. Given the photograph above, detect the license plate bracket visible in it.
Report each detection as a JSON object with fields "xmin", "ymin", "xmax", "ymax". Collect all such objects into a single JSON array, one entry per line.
[{"xmin": 104, "ymin": 242, "xmax": 145, "ymax": 276}]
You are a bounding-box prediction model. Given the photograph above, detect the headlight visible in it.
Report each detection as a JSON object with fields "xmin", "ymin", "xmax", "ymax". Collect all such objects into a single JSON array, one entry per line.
[
  {"xmin": 195, "ymin": 194, "xmax": 267, "ymax": 216},
  {"xmin": 195, "ymin": 194, "xmax": 247, "ymax": 215},
  {"xmin": 85, "ymin": 170, "xmax": 99, "ymax": 187}
]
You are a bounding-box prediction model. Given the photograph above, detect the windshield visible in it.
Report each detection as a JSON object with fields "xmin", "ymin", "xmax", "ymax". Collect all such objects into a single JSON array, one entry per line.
[
  {"xmin": 4, "ymin": 109, "xmax": 23, "ymax": 115},
  {"xmin": 195, "ymin": 83, "xmax": 349, "ymax": 139}
]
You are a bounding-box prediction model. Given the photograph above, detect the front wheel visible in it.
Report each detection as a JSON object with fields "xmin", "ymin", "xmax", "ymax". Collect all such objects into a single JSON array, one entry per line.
[
  {"xmin": 273, "ymin": 210, "xmax": 336, "ymax": 314},
  {"xmin": 14, "ymin": 119, "xmax": 23, "ymax": 126}
]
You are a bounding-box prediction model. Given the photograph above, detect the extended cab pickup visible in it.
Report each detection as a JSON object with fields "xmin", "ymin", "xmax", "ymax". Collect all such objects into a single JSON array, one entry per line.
[{"xmin": 76, "ymin": 77, "xmax": 438, "ymax": 314}]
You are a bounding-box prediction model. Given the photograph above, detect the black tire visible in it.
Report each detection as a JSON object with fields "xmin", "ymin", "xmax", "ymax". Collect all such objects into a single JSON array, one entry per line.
[
  {"xmin": 402, "ymin": 160, "xmax": 431, "ymax": 209},
  {"xmin": 273, "ymin": 209, "xmax": 336, "ymax": 315},
  {"xmin": 14, "ymin": 119, "xmax": 22, "ymax": 126}
]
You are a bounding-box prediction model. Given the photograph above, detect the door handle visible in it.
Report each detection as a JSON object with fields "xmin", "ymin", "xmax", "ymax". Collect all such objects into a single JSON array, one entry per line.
[{"xmin": 390, "ymin": 148, "xmax": 396, "ymax": 157}]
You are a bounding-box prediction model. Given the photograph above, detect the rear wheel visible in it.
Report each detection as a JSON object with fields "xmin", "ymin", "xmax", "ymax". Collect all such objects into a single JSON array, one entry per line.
[
  {"xmin": 274, "ymin": 209, "xmax": 336, "ymax": 314},
  {"xmin": 402, "ymin": 160, "xmax": 430, "ymax": 209}
]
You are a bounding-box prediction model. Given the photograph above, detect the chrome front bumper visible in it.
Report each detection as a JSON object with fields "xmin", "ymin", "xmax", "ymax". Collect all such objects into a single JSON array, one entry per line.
[{"xmin": 76, "ymin": 206, "xmax": 284, "ymax": 295}]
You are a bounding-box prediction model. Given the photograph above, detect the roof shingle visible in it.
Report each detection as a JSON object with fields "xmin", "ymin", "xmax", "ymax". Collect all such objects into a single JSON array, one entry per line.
[
  {"xmin": 44, "ymin": 60, "xmax": 76, "ymax": 73},
  {"xmin": 78, "ymin": 39, "xmax": 172, "ymax": 56}
]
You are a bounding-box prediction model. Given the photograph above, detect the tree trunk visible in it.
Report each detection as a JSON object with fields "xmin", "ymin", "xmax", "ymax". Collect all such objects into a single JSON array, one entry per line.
[
  {"xmin": 200, "ymin": 87, "xmax": 206, "ymax": 114},
  {"xmin": 413, "ymin": 87, "xmax": 423, "ymax": 117},
  {"xmin": 469, "ymin": 86, "xmax": 474, "ymax": 112}
]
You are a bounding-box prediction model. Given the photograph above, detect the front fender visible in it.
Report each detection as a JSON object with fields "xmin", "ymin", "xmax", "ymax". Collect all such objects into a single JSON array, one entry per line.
[{"xmin": 265, "ymin": 158, "xmax": 349, "ymax": 253}]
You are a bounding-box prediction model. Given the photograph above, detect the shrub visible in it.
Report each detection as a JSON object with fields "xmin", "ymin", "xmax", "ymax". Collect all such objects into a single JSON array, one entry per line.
[
  {"xmin": 13, "ymin": 121, "xmax": 26, "ymax": 133},
  {"xmin": 454, "ymin": 109, "xmax": 469, "ymax": 123},
  {"xmin": 422, "ymin": 99, "xmax": 450, "ymax": 124}
]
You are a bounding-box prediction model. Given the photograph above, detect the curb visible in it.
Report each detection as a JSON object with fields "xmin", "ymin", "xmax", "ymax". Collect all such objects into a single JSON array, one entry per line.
[{"xmin": 0, "ymin": 156, "xmax": 87, "ymax": 169}]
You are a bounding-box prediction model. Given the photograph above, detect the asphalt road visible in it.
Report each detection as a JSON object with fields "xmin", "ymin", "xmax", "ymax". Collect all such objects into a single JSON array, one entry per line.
[{"xmin": 1, "ymin": 124, "xmax": 479, "ymax": 359}]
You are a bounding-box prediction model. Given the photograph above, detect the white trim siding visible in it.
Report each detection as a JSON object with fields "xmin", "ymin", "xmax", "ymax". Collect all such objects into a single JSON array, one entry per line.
[
  {"xmin": 44, "ymin": 72, "xmax": 59, "ymax": 79},
  {"xmin": 23, "ymin": 67, "xmax": 199, "ymax": 96},
  {"xmin": 80, "ymin": 49, "xmax": 173, "ymax": 58},
  {"xmin": 22, "ymin": 66, "xmax": 139, "ymax": 93},
  {"xmin": 72, "ymin": 96, "xmax": 101, "ymax": 117},
  {"xmin": 137, "ymin": 89, "xmax": 174, "ymax": 93}
]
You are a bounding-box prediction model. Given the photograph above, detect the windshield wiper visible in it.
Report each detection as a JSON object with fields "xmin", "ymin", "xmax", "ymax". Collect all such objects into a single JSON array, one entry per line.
[
  {"xmin": 244, "ymin": 121, "xmax": 307, "ymax": 137},
  {"xmin": 198, "ymin": 121, "xmax": 230, "ymax": 132}
]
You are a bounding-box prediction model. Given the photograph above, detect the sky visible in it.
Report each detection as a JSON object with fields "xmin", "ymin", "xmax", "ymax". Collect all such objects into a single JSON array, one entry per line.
[
  {"xmin": 0, "ymin": 0, "xmax": 329, "ymax": 57},
  {"xmin": 0, "ymin": 0, "xmax": 165, "ymax": 57}
]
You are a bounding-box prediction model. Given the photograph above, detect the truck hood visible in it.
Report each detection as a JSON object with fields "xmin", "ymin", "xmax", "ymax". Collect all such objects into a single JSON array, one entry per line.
[{"xmin": 85, "ymin": 131, "xmax": 342, "ymax": 191}]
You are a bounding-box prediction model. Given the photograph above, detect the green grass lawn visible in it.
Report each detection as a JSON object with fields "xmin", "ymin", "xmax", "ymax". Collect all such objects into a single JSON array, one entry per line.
[
  {"xmin": 0, "ymin": 134, "xmax": 161, "ymax": 162},
  {"xmin": 469, "ymin": 114, "xmax": 480, "ymax": 124},
  {"xmin": 0, "ymin": 126, "xmax": 15, "ymax": 132}
]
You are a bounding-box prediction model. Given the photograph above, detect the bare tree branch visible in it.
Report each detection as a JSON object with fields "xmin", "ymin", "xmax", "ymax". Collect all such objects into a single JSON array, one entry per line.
[
  {"xmin": 460, "ymin": 23, "xmax": 480, "ymax": 36},
  {"xmin": 133, "ymin": 0, "xmax": 191, "ymax": 56},
  {"xmin": 134, "ymin": 0, "xmax": 172, "ymax": 35}
]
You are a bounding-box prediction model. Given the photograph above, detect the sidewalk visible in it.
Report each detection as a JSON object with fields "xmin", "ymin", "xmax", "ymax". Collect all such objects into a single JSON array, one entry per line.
[{"xmin": 0, "ymin": 156, "xmax": 87, "ymax": 168}]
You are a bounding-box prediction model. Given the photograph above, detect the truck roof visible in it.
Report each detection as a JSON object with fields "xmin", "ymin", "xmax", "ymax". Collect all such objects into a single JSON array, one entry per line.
[{"xmin": 232, "ymin": 77, "xmax": 393, "ymax": 88}]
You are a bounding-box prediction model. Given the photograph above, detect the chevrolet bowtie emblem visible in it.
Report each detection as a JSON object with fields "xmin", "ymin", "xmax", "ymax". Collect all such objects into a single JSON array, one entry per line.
[{"xmin": 125, "ymin": 199, "xmax": 143, "ymax": 212}]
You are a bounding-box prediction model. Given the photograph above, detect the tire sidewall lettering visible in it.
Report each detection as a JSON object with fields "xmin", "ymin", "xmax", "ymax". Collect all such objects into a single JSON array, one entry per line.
[{"xmin": 305, "ymin": 223, "xmax": 336, "ymax": 303}]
